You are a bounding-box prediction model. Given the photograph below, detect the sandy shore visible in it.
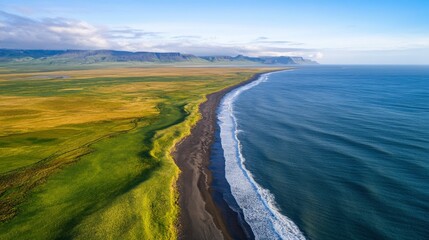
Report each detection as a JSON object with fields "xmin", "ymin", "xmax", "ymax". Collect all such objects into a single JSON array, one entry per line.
[{"xmin": 173, "ymin": 70, "xmax": 282, "ymax": 240}]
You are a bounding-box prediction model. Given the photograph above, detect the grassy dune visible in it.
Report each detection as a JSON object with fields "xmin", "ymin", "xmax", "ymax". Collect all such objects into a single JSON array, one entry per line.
[{"xmin": 0, "ymin": 67, "xmax": 271, "ymax": 239}]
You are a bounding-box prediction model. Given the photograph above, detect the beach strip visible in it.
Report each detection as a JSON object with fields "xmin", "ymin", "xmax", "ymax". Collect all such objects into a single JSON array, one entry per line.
[{"xmin": 173, "ymin": 70, "xmax": 284, "ymax": 239}]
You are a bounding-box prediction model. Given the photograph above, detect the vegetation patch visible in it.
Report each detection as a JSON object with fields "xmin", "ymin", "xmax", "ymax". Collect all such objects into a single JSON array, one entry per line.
[{"xmin": 0, "ymin": 66, "xmax": 273, "ymax": 239}]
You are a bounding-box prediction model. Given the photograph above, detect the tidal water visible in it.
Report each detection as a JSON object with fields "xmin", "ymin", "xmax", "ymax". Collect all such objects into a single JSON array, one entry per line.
[{"xmin": 213, "ymin": 66, "xmax": 429, "ymax": 240}]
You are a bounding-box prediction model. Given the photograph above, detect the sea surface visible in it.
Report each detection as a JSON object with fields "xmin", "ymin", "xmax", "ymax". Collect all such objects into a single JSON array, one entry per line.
[{"xmin": 212, "ymin": 66, "xmax": 429, "ymax": 240}]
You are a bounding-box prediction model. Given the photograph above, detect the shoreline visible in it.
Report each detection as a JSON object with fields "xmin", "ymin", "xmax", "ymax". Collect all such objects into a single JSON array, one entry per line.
[{"xmin": 173, "ymin": 69, "xmax": 285, "ymax": 239}]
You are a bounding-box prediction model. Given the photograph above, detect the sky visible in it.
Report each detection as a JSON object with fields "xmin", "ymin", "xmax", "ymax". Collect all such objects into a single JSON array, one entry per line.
[{"xmin": 0, "ymin": 0, "xmax": 428, "ymax": 64}]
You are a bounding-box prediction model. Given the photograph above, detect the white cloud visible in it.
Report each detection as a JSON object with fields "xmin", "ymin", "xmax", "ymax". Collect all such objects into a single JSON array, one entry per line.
[
  {"xmin": 308, "ymin": 52, "xmax": 324, "ymax": 59},
  {"xmin": 0, "ymin": 11, "xmax": 321, "ymax": 58},
  {"xmin": 0, "ymin": 11, "xmax": 111, "ymax": 50}
]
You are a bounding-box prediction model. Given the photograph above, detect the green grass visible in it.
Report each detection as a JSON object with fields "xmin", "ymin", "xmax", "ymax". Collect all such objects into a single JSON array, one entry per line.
[
  {"xmin": 0, "ymin": 66, "xmax": 273, "ymax": 239},
  {"xmin": 0, "ymin": 104, "xmax": 184, "ymax": 239}
]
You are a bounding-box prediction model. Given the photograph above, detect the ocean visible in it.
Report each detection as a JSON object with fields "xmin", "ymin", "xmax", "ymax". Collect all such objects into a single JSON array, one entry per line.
[{"xmin": 211, "ymin": 66, "xmax": 429, "ymax": 240}]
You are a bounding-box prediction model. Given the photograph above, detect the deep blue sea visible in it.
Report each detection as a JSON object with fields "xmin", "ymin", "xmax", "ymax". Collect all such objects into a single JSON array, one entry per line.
[{"xmin": 213, "ymin": 66, "xmax": 429, "ymax": 240}]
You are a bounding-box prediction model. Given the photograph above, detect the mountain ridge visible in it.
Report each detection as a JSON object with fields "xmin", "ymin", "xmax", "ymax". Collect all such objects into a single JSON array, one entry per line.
[{"xmin": 0, "ymin": 49, "xmax": 318, "ymax": 65}]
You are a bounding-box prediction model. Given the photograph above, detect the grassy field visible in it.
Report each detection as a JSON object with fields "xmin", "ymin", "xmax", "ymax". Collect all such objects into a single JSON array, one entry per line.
[{"xmin": 0, "ymin": 66, "xmax": 271, "ymax": 239}]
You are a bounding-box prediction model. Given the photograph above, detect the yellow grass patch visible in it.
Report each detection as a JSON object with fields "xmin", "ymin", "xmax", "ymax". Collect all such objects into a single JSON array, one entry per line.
[{"xmin": 0, "ymin": 95, "xmax": 158, "ymax": 136}]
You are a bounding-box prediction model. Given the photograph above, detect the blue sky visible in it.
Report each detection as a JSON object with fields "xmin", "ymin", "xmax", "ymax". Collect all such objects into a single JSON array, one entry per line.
[{"xmin": 1, "ymin": 0, "xmax": 428, "ymax": 64}]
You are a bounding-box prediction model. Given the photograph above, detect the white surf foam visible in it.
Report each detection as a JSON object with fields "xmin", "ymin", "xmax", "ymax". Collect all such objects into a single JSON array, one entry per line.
[{"xmin": 218, "ymin": 72, "xmax": 306, "ymax": 240}]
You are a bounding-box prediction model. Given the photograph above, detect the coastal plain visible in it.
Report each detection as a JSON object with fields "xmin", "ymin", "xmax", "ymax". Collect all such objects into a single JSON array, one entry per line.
[{"xmin": 0, "ymin": 66, "xmax": 271, "ymax": 239}]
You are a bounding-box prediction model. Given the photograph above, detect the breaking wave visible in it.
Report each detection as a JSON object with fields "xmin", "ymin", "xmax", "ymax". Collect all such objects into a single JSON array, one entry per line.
[{"xmin": 218, "ymin": 72, "xmax": 306, "ymax": 240}]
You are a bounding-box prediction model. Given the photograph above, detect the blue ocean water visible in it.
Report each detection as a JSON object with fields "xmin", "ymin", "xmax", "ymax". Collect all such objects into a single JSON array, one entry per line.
[{"xmin": 215, "ymin": 66, "xmax": 429, "ymax": 240}]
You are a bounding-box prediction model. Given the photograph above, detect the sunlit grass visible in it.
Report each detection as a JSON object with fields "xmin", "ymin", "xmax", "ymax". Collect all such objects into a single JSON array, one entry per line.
[{"xmin": 0, "ymin": 66, "xmax": 276, "ymax": 239}]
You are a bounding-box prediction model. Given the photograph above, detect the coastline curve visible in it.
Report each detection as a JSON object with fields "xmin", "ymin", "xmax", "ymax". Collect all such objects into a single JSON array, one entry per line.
[
  {"xmin": 173, "ymin": 70, "xmax": 285, "ymax": 240},
  {"xmin": 218, "ymin": 71, "xmax": 306, "ymax": 239}
]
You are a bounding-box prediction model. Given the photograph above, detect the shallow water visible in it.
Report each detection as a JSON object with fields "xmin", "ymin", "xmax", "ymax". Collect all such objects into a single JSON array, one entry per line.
[{"xmin": 214, "ymin": 66, "xmax": 429, "ymax": 239}]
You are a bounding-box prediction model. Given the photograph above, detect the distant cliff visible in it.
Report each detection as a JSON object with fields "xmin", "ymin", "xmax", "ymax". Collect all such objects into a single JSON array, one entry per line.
[
  {"xmin": 0, "ymin": 49, "xmax": 318, "ymax": 65},
  {"xmin": 200, "ymin": 55, "xmax": 317, "ymax": 64}
]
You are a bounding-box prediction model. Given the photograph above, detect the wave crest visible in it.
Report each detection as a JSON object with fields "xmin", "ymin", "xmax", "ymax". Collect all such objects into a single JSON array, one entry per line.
[{"xmin": 218, "ymin": 72, "xmax": 306, "ymax": 240}]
